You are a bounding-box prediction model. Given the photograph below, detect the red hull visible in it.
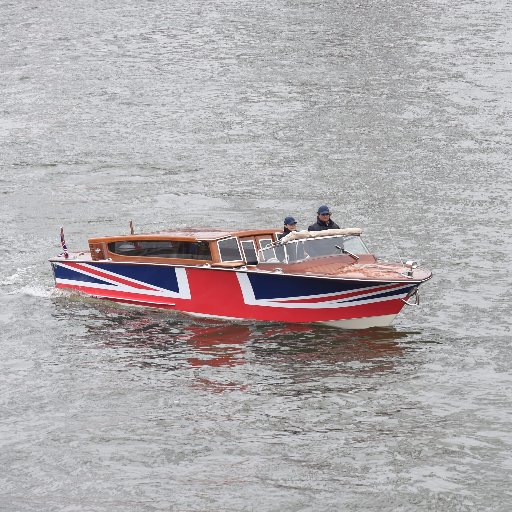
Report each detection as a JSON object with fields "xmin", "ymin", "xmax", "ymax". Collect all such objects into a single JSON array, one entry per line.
[{"xmin": 53, "ymin": 262, "xmax": 416, "ymax": 328}]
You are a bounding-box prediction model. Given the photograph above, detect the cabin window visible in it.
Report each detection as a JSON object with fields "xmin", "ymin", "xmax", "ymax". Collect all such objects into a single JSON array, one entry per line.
[
  {"xmin": 258, "ymin": 238, "xmax": 273, "ymax": 251},
  {"xmin": 107, "ymin": 240, "xmax": 212, "ymax": 260},
  {"xmin": 241, "ymin": 240, "xmax": 258, "ymax": 265},
  {"xmin": 274, "ymin": 244, "xmax": 286, "ymax": 262},
  {"xmin": 283, "ymin": 241, "xmax": 307, "ymax": 262},
  {"xmin": 218, "ymin": 237, "xmax": 242, "ymax": 262}
]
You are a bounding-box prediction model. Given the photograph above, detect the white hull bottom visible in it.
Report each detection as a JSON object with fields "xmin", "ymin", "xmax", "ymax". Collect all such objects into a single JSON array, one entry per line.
[
  {"xmin": 318, "ymin": 314, "xmax": 398, "ymax": 329},
  {"xmin": 186, "ymin": 311, "xmax": 398, "ymax": 329}
]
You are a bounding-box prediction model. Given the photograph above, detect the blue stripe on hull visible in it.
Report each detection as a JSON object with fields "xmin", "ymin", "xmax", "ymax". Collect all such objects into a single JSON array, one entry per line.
[
  {"xmin": 86, "ymin": 262, "xmax": 181, "ymax": 292},
  {"xmin": 341, "ymin": 286, "xmax": 415, "ymax": 303},
  {"xmin": 52, "ymin": 263, "xmax": 108, "ymax": 286},
  {"xmin": 246, "ymin": 272, "xmax": 391, "ymax": 300}
]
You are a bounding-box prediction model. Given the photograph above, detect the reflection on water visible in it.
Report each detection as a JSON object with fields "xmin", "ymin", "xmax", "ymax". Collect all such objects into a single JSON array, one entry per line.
[
  {"xmin": 53, "ymin": 298, "xmax": 414, "ymax": 388},
  {"xmin": 253, "ymin": 324, "xmax": 409, "ymax": 373}
]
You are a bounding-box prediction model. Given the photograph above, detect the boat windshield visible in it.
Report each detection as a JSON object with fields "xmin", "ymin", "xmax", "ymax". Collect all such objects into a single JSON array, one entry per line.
[{"xmin": 258, "ymin": 235, "xmax": 369, "ymax": 264}]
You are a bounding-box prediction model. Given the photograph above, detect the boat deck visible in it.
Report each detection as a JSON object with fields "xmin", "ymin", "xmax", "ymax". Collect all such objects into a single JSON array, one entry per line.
[{"xmin": 51, "ymin": 252, "xmax": 430, "ymax": 282}]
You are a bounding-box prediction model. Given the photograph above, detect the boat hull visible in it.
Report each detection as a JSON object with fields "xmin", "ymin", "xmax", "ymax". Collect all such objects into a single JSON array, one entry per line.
[{"xmin": 50, "ymin": 259, "xmax": 424, "ymax": 328}]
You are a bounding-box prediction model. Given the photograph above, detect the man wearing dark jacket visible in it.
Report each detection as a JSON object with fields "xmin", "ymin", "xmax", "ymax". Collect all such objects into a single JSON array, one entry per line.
[{"xmin": 308, "ymin": 205, "xmax": 340, "ymax": 231}]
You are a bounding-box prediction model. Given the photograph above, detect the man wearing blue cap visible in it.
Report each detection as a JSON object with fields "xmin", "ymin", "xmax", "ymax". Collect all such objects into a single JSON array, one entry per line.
[
  {"xmin": 278, "ymin": 216, "xmax": 298, "ymax": 240},
  {"xmin": 308, "ymin": 205, "xmax": 340, "ymax": 231}
]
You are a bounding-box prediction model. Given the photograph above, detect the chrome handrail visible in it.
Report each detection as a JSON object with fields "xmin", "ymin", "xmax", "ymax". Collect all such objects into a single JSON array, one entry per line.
[{"xmin": 401, "ymin": 288, "xmax": 420, "ymax": 306}]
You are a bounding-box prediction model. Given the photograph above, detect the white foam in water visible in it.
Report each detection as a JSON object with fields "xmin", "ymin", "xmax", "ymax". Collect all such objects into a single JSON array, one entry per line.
[
  {"xmin": 17, "ymin": 284, "xmax": 55, "ymax": 298},
  {"xmin": 2, "ymin": 268, "xmax": 30, "ymax": 286},
  {"xmin": 3, "ymin": 265, "xmax": 57, "ymax": 298}
]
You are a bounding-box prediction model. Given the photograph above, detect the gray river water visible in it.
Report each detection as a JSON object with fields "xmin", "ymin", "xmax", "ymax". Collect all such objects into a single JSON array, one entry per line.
[{"xmin": 1, "ymin": 0, "xmax": 511, "ymax": 510}]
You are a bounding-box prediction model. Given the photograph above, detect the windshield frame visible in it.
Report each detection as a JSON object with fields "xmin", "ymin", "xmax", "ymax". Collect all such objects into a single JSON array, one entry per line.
[{"xmin": 257, "ymin": 235, "xmax": 370, "ymax": 264}]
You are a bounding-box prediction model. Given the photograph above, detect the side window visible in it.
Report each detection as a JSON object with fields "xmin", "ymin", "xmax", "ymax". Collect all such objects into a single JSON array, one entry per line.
[
  {"xmin": 274, "ymin": 244, "xmax": 286, "ymax": 262},
  {"xmin": 258, "ymin": 238, "xmax": 277, "ymax": 262},
  {"xmin": 241, "ymin": 241, "xmax": 258, "ymax": 265},
  {"xmin": 107, "ymin": 240, "xmax": 212, "ymax": 260},
  {"xmin": 259, "ymin": 247, "xmax": 276, "ymax": 262},
  {"xmin": 218, "ymin": 237, "xmax": 243, "ymax": 262},
  {"xmin": 258, "ymin": 238, "xmax": 273, "ymax": 251},
  {"xmin": 286, "ymin": 241, "xmax": 306, "ymax": 263}
]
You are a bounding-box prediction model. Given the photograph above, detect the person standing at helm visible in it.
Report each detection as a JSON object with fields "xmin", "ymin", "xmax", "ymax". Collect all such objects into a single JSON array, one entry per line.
[
  {"xmin": 308, "ymin": 205, "xmax": 340, "ymax": 231},
  {"xmin": 278, "ymin": 216, "xmax": 298, "ymax": 240}
]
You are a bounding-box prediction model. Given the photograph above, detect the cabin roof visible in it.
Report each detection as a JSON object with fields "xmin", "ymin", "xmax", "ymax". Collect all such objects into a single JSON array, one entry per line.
[{"xmin": 88, "ymin": 228, "xmax": 278, "ymax": 244}]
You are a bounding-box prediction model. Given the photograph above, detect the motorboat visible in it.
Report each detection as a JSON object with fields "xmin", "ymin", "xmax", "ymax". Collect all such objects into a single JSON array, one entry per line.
[{"xmin": 49, "ymin": 225, "xmax": 432, "ymax": 329}]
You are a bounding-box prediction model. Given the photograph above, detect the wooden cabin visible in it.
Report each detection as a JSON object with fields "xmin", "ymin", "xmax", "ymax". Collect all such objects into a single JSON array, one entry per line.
[{"xmin": 87, "ymin": 229, "xmax": 280, "ymax": 268}]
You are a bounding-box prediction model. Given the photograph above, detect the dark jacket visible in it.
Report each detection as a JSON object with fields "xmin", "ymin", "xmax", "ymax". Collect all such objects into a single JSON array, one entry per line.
[
  {"xmin": 308, "ymin": 218, "xmax": 340, "ymax": 231},
  {"xmin": 277, "ymin": 227, "xmax": 294, "ymax": 240}
]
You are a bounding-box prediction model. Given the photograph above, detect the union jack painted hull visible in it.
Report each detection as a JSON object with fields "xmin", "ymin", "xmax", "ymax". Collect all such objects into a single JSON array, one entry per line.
[{"xmin": 50, "ymin": 259, "xmax": 423, "ymax": 328}]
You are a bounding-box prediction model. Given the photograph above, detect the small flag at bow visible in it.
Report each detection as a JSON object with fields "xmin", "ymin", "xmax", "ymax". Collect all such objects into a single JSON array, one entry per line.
[{"xmin": 60, "ymin": 227, "xmax": 69, "ymax": 259}]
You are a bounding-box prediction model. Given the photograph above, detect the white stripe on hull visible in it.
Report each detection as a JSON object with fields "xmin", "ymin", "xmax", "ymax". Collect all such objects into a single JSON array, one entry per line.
[
  {"xmin": 318, "ymin": 314, "xmax": 397, "ymax": 329},
  {"xmin": 177, "ymin": 311, "xmax": 398, "ymax": 329}
]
